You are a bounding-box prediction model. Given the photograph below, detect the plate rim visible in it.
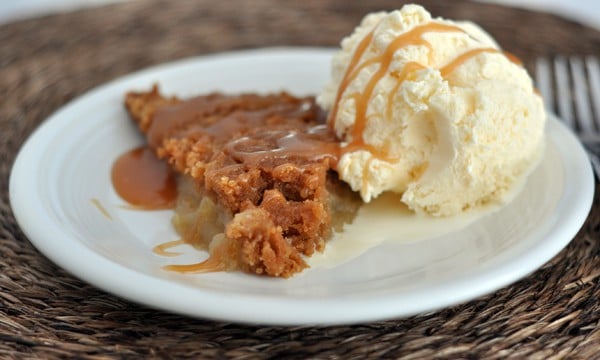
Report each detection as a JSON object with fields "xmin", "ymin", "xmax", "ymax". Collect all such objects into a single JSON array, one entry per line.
[{"xmin": 9, "ymin": 47, "xmax": 595, "ymax": 325}]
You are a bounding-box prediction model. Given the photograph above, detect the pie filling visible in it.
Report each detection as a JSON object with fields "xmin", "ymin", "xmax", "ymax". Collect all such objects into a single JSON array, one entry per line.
[{"xmin": 121, "ymin": 86, "xmax": 360, "ymax": 277}]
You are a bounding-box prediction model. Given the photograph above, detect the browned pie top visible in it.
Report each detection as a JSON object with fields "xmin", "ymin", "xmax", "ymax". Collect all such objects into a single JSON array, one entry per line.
[{"xmin": 123, "ymin": 86, "xmax": 358, "ymax": 277}]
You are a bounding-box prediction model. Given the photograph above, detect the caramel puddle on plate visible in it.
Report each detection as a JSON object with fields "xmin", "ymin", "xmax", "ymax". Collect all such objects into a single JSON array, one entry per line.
[{"xmin": 111, "ymin": 146, "xmax": 177, "ymax": 210}]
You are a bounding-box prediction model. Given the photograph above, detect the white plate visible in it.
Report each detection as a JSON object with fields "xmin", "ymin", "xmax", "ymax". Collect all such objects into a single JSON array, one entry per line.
[{"xmin": 9, "ymin": 48, "xmax": 594, "ymax": 325}]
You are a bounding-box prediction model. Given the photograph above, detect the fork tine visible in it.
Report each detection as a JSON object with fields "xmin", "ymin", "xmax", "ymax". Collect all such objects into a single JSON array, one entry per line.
[
  {"xmin": 536, "ymin": 56, "xmax": 600, "ymax": 178},
  {"xmin": 569, "ymin": 57, "xmax": 595, "ymax": 134},
  {"xmin": 554, "ymin": 56, "xmax": 576, "ymax": 129},
  {"xmin": 535, "ymin": 57, "xmax": 554, "ymax": 112},
  {"xmin": 585, "ymin": 56, "xmax": 600, "ymax": 132}
]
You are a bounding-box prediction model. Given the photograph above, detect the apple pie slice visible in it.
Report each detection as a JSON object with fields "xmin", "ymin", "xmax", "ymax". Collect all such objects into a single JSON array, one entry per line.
[{"xmin": 123, "ymin": 86, "xmax": 359, "ymax": 277}]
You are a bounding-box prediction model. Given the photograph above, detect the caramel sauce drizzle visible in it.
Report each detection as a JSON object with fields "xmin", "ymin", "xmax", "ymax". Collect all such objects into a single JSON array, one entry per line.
[
  {"xmin": 223, "ymin": 125, "xmax": 340, "ymax": 167},
  {"xmin": 502, "ymin": 50, "xmax": 523, "ymax": 66},
  {"xmin": 163, "ymin": 256, "xmax": 226, "ymax": 273},
  {"xmin": 152, "ymin": 239, "xmax": 186, "ymax": 257},
  {"xmin": 328, "ymin": 22, "xmax": 521, "ymax": 161},
  {"xmin": 162, "ymin": 238, "xmax": 231, "ymax": 273},
  {"xmin": 328, "ymin": 23, "xmax": 466, "ymax": 158},
  {"xmin": 328, "ymin": 30, "xmax": 375, "ymax": 135},
  {"xmin": 439, "ymin": 47, "xmax": 499, "ymax": 77}
]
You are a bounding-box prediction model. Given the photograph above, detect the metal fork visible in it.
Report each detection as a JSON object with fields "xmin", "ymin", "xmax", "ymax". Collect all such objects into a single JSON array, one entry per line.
[{"xmin": 535, "ymin": 56, "xmax": 600, "ymax": 178}]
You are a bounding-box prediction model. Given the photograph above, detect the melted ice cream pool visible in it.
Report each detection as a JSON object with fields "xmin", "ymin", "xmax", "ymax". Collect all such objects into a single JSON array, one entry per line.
[{"xmin": 307, "ymin": 158, "xmax": 534, "ymax": 269}]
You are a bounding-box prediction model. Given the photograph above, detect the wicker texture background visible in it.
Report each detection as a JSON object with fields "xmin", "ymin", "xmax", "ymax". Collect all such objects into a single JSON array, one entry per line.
[{"xmin": 1, "ymin": 0, "xmax": 599, "ymax": 358}]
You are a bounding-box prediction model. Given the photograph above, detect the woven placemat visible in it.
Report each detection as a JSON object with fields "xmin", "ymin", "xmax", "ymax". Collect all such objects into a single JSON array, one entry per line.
[{"xmin": 1, "ymin": 0, "xmax": 599, "ymax": 358}]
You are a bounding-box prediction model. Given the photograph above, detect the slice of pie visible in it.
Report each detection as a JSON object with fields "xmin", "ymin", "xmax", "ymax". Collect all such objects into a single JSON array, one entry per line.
[{"xmin": 124, "ymin": 86, "xmax": 360, "ymax": 277}]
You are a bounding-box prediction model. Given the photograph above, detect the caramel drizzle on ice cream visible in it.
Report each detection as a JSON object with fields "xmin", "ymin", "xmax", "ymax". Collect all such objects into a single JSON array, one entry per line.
[
  {"xmin": 328, "ymin": 22, "xmax": 514, "ymax": 159},
  {"xmin": 440, "ymin": 47, "xmax": 499, "ymax": 77}
]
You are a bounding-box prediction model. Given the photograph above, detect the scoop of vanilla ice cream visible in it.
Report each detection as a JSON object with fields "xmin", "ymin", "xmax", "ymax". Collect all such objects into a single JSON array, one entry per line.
[{"xmin": 318, "ymin": 4, "xmax": 545, "ymax": 216}]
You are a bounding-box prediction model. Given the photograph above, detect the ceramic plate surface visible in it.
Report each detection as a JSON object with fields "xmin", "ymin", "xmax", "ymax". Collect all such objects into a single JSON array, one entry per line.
[{"xmin": 10, "ymin": 48, "xmax": 594, "ymax": 325}]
